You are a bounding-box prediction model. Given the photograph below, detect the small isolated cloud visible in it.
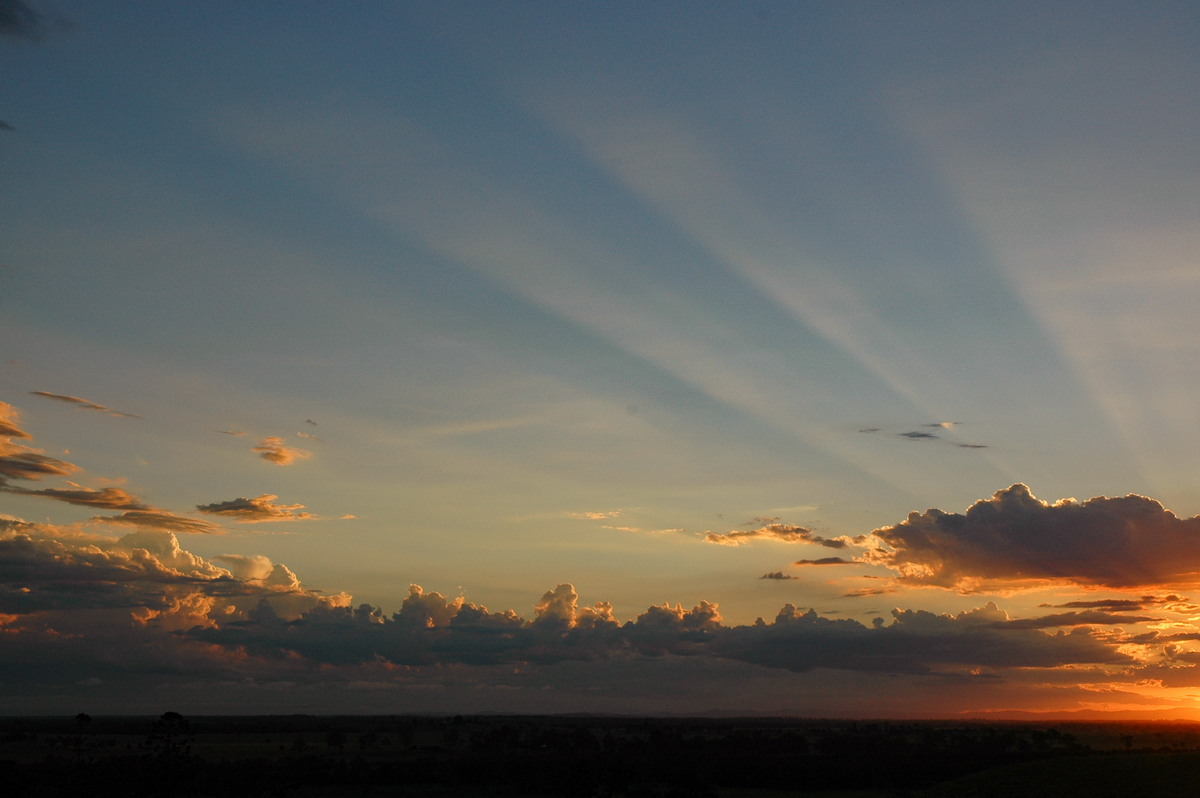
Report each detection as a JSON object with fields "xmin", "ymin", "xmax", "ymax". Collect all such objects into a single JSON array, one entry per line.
[
  {"xmin": 29, "ymin": 391, "xmax": 139, "ymax": 418},
  {"xmin": 706, "ymin": 523, "xmax": 857, "ymax": 549},
  {"xmin": 858, "ymin": 422, "xmax": 986, "ymax": 449},
  {"xmin": 252, "ymin": 436, "xmax": 311, "ymax": 466},
  {"xmin": 569, "ymin": 510, "xmax": 621, "ymax": 520},
  {"xmin": 217, "ymin": 429, "xmax": 245, "ymax": 437},
  {"xmin": 760, "ymin": 571, "xmax": 798, "ymax": 580},
  {"xmin": 869, "ymin": 484, "xmax": 1200, "ymax": 590},
  {"xmin": 794, "ymin": 557, "xmax": 855, "ymax": 566},
  {"xmin": 196, "ymin": 494, "xmax": 314, "ymax": 523},
  {"xmin": 92, "ymin": 509, "xmax": 223, "ymax": 535}
]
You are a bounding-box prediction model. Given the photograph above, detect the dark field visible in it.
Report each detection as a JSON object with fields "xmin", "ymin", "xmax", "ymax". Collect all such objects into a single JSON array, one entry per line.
[{"xmin": 4, "ymin": 714, "xmax": 1200, "ymax": 797}]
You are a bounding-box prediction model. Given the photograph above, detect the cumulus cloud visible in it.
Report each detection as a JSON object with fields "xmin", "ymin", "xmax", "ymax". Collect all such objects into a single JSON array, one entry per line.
[
  {"xmin": 252, "ymin": 436, "xmax": 311, "ymax": 465},
  {"xmin": 29, "ymin": 391, "xmax": 140, "ymax": 418},
  {"xmin": 760, "ymin": 571, "xmax": 798, "ymax": 580},
  {"xmin": 0, "ymin": 519, "xmax": 325, "ymax": 619},
  {"xmin": 869, "ymin": 484, "xmax": 1200, "ymax": 590},
  {"xmin": 196, "ymin": 494, "xmax": 314, "ymax": 523}
]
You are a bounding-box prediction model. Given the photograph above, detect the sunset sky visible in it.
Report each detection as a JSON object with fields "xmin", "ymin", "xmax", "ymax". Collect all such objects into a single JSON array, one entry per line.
[{"xmin": 4, "ymin": 0, "xmax": 1200, "ymax": 718}]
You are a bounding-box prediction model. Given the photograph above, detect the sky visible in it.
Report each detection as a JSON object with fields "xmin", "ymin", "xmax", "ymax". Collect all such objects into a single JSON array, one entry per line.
[{"xmin": 3, "ymin": 0, "xmax": 1200, "ymax": 718}]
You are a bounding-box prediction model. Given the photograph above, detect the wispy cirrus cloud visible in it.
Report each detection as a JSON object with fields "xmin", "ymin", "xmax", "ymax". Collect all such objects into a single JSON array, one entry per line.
[
  {"xmin": 29, "ymin": 390, "xmax": 140, "ymax": 418},
  {"xmin": 868, "ymin": 484, "xmax": 1200, "ymax": 590},
  {"xmin": 197, "ymin": 494, "xmax": 314, "ymax": 523},
  {"xmin": 1, "ymin": 482, "xmax": 148, "ymax": 510},
  {"xmin": 92, "ymin": 509, "xmax": 223, "ymax": 535},
  {"xmin": 252, "ymin": 436, "xmax": 311, "ymax": 466}
]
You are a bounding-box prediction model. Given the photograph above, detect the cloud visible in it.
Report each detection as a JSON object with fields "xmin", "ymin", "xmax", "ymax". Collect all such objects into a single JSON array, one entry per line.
[
  {"xmin": 0, "ymin": 0, "xmax": 48, "ymax": 40},
  {"xmin": 29, "ymin": 391, "xmax": 140, "ymax": 418},
  {"xmin": 196, "ymin": 494, "xmax": 314, "ymax": 523},
  {"xmin": 568, "ymin": 510, "xmax": 621, "ymax": 520},
  {"xmin": 92, "ymin": 509, "xmax": 224, "ymax": 535},
  {"xmin": 794, "ymin": 557, "xmax": 855, "ymax": 566},
  {"xmin": 0, "ymin": 402, "xmax": 31, "ymax": 439},
  {"xmin": 999, "ymin": 610, "xmax": 1160, "ymax": 630},
  {"xmin": 760, "ymin": 571, "xmax": 797, "ymax": 580},
  {"xmin": 900, "ymin": 431, "xmax": 939, "ymax": 440},
  {"xmin": 0, "ymin": 414, "xmax": 79, "ymax": 481},
  {"xmin": 869, "ymin": 483, "xmax": 1200, "ymax": 590},
  {"xmin": 1, "ymin": 482, "xmax": 148, "ymax": 510},
  {"xmin": 705, "ymin": 522, "xmax": 857, "ymax": 549},
  {"xmin": 252, "ymin": 436, "xmax": 311, "ymax": 466}
]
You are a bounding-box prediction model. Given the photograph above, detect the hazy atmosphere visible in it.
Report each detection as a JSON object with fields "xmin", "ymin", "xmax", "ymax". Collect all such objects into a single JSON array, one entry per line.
[{"xmin": 4, "ymin": 0, "xmax": 1200, "ymax": 718}]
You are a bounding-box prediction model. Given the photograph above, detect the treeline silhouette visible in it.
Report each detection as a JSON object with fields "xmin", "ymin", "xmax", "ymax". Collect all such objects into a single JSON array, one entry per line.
[{"xmin": 3, "ymin": 713, "xmax": 1200, "ymax": 796}]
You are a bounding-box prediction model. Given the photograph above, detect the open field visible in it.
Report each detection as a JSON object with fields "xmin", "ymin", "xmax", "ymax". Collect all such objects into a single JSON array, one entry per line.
[{"xmin": 4, "ymin": 715, "xmax": 1200, "ymax": 797}]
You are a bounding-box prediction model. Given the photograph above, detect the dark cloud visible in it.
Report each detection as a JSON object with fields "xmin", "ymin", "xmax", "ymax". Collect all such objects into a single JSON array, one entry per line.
[
  {"xmin": 794, "ymin": 557, "xmax": 855, "ymax": 566},
  {"xmin": 869, "ymin": 483, "xmax": 1200, "ymax": 589},
  {"xmin": 900, "ymin": 431, "xmax": 939, "ymax": 440},
  {"xmin": 999, "ymin": 610, "xmax": 1160, "ymax": 629},
  {"xmin": 0, "ymin": 521, "xmax": 1176, "ymax": 715},
  {"xmin": 196, "ymin": 494, "xmax": 314, "ymax": 523},
  {"xmin": 29, "ymin": 391, "xmax": 139, "ymax": 418},
  {"xmin": 1043, "ymin": 597, "xmax": 1168, "ymax": 612},
  {"xmin": 0, "ymin": 521, "xmax": 331, "ymax": 618},
  {"xmin": 0, "ymin": 0, "xmax": 45, "ymax": 40},
  {"xmin": 252, "ymin": 436, "xmax": 311, "ymax": 465},
  {"xmin": 760, "ymin": 571, "xmax": 797, "ymax": 580}
]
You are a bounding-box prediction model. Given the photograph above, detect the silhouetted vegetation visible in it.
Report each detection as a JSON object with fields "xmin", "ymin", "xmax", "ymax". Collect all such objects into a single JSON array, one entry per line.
[{"xmin": 3, "ymin": 714, "xmax": 1200, "ymax": 796}]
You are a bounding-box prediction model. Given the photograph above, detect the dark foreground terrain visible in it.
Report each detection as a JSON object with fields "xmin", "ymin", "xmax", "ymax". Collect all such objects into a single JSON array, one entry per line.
[{"xmin": 4, "ymin": 713, "xmax": 1200, "ymax": 797}]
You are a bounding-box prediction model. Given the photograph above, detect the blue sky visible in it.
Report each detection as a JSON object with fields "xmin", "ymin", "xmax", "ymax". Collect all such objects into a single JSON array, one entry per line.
[{"xmin": 4, "ymin": 1, "xmax": 1200, "ymax": 717}]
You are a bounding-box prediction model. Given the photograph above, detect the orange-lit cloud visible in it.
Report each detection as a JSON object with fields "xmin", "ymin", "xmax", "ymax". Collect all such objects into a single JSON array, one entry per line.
[
  {"xmin": 0, "ymin": 403, "xmax": 79, "ymax": 481},
  {"xmin": 706, "ymin": 522, "xmax": 859, "ymax": 549},
  {"xmin": 0, "ymin": 402, "xmax": 31, "ymax": 439},
  {"xmin": 197, "ymin": 494, "xmax": 314, "ymax": 523},
  {"xmin": 869, "ymin": 484, "xmax": 1200, "ymax": 590},
  {"xmin": 1, "ymin": 482, "xmax": 148, "ymax": 510},
  {"xmin": 92, "ymin": 509, "xmax": 224, "ymax": 535},
  {"xmin": 252, "ymin": 436, "xmax": 311, "ymax": 466}
]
